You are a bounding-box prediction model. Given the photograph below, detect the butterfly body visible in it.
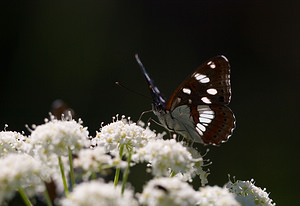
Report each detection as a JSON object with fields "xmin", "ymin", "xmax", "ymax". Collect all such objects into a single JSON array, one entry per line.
[{"xmin": 136, "ymin": 55, "xmax": 235, "ymax": 145}]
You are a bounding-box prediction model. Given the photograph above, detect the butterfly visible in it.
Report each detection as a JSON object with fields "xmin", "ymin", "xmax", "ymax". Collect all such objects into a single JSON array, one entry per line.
[{"xmin": 136, "ymin": 54, "xmax": 235, "ymax": 145}]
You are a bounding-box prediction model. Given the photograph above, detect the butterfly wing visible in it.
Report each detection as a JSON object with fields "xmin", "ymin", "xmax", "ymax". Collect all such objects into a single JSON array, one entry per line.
[
  {"xmin": 166, "ymin": 56, "xmax": 235, "ymax": 145},
  {"xmin": 166, "ymin": 56, "xmax": 232, "ymax": 111}
]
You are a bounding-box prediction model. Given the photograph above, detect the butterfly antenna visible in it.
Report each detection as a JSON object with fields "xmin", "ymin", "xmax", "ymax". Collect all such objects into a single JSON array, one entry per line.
[
  {"xmin": 135, "ymin": 54, "xmax": 153, "ymax": 84},
  {"xmin": 135, "ymin": 54, "xmax": 156, "ymax": 93},
  {"xmin": 135, "ymin": 54, "xmax": 146, "ymax": 73},
  {"xmin": 115, "ymin": 82, "xmax": 151, "ymax": 100}
]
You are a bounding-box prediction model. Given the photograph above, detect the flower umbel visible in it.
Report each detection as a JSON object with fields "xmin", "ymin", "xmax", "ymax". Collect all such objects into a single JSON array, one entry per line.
[
  {"xmin": 30, "ymin": 117, "xmax": 89, "ymax": 159},
  {"xmin": 73, "ymin": 147, "xmax": 126, "ymax": 180},
  {"xmin": 197, "ymin": 185, "xmax": 241, "ymax": 206},
  {"xmin": 138, "ymin": 177, "xmax": 200, "ymax": 206},
  {"xmin": 0, "ymin": 131, "xmax": 31, "ymax": 157},
  {"xmin": 135, "ymin": 138, "xmax": 207, "ymax": 183},
  {"xmin": 60, "ymin": 181, "xmax": 138, "ymax": 206},
  {"xmin": 226, "ymin": 179, "xmax": 276, "ymax": 206},
  {"xmin": 94, "ymin": 116, "xmax": 159, "ymax": 157},
  {"xmin": 0, "ymin": 154, "xmax": 47, "ymax": 204}
]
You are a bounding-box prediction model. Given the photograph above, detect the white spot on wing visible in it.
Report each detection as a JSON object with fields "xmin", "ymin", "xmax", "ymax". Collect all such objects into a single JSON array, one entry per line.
[
  {"xmin": 201, "ymin": 97, "xmax": 212, "ymax": 104},
  {"xmin": 207, "ymin": 61, "xmax": 216, "ymax": 69},
  {"xmin": 199, "ymin": 117, "xmax": 212, "ymax": 124},
  {"xmin": 200, "ymin": 113, "xmax": 214, "ymax": 119},
  {"xmin": 194, "ymin": 73, "xmax": 210, "ymax": 83},
  {"xmin": 197, "ymin": 123, "xmax": 206, "ymax": 132},
  {"xmin": 196, "ymin": 127, "xmax": 203, "ymax": 136},
  {"xmin": 182, "ymin": 88, "xmax": 191, "ymax": 95},
  {"xmin": 203, "ymin": 110, "xmax": 214, "ymax": 115},
  {"xmin": 197, "ymin": 105, "xmax": 211, "ymax": 111},
  {"xmin": 207, "ymin": 88, "xmax": 218, "ymax": 95},
  {"xmin": 200, "ymin": 77, "xmax": 210, "ymax": 83}
]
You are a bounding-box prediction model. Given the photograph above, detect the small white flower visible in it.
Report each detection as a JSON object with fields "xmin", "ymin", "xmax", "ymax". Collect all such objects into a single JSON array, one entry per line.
[
  {"xmin": 0, "ymin": 153, "xmax": 47, "ymax": 204},
  {"xmin": 0, "ymin": 131, "xmax": 31, "ymax": 157},
  {"xmin": 226, "ymin": 179, "xmax": 276, "ymax": 206},
  {"xmin": 175, "ymin": 146, "xmax": 209, "ymax": 186},
  {"xmin": 139, "ymin": 177, "xmax": 200, "ymax": 206},
  {"xmin": 73, "ymin": 147, "xmax": 126, "ymax": 180},
  {"xmin": 30, "ymin": 118, "xmax": 89, "ymax": 158},
  {"xmin": 135, "ymin": 139, "xmax": 204, "ymax": 178},
  {"xmin": 94, "ymin": 116, "xmax": 160, "ymax": 157},
  {"xmin": 197, "ymin": 185, "xmax": 241, "ymax": 206},
  {"xmin": 60, "ymin": 181, "xmax": 138, "ymax": 206}
]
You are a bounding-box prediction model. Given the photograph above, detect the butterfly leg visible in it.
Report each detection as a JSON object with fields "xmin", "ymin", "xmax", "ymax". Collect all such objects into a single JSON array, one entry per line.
[
  {"xmin": 145, "ymin": 117, "xmax": 165, "ymax": 128},
  {"xmin": 138, "ymin": 110, "xmax": 153, "ymax": 124}
]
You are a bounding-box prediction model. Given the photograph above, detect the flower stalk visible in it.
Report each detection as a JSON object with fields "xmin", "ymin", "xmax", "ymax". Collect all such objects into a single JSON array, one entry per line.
[
  {"xmin": 114, "ymin": 144, "xmax": 124, "ymax": 187},
  {"xmin": 68, "ymin": 147, "xmax": 75, "ymax": 190},
  {"xmin": 58, "ymin": 156, "xmax": 69, "ymax": 197},
  {"xmin": 18, "ymin": 187, "xmax": 33, "ymax": 206},
  {"xmin": 42, "ymin": 181, "xmax": 53, "ymax": 206},
  {"xmin": 121, "ymin": 151, "xmax": 132, "ymax": 194}
]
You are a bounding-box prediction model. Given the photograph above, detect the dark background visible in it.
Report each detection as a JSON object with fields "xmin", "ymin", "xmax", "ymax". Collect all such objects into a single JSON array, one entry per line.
[{"xmin": 1, "ymin": 1, "xmax": 299, "ymax": 205}]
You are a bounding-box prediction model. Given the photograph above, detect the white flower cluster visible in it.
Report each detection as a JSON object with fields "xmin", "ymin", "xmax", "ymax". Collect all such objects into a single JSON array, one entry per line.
[
  {"xmin": 0, "ymin": 114, "xmax": 276, "ymax": 206},
  {"xmin": 139, "ymin": 177, "xmax": 276, "ymax": 206},
  {"xmin": 135, "ymin": 139, "xmax": 206, "ymax": 181},
  {"xmin": 95, "ymin": 117, "xmax": 208, "ymax": 185},
  {"xmin": 0, "ymin": 131, "xmax": 31, "ymax": 157},
  {"xmin": 73, "ymin": 147, "xmax": 126, "ymax": 180},
  {"xmin": 30, "ymin": 118, "xmax": 90, "ymax": 158},
  {"xmin": 139, "ymin": 177, "xmax": 201, "ymax": 206},
  {"xmin": 0, "ymin": 153, "xmax": 46, "ymax": 203},
  {"xmin": 226, "ymin": 179, "xmax": 276, "ymax": 206},
  {"xmin": 197, "ymin": 185, "xmax": 241, "ymax": 206},
  {"xmin": 94, "ymin": 116, "xmax": 159, "ymax": 157},
  {"xmin": 175, "ymin": 146, "xmax": 209, "ymax": 186},
  {"xmin": 60, "ymin": 181, "xmax": 138, "ymax": 206}
]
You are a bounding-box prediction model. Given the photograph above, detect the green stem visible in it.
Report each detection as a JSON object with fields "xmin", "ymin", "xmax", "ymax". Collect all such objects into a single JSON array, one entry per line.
[
  {"xmin": 114, "ymin": 167, "xmax": 121, "ymax": 187},
  {"xmin": 42, "ymin": 181, "xmax": 53, "ymax": 206},
  {"xmin": 58, "ymin": 156, "xmax": 69, "ymax": 197},
  {"xmin": 121, "ymin": 152, "xmax": 132, "ymax": 194},
  {"xmin": 170, "ymin": 171, "xmax": 176, "ymax": 177},
  {"xmin": 68, "ymin": 147, "xmax": 75, "ymax": 190},
  {"xmin": 91, "ymin": 172, "xmax": 97, "ymax": 180},
  {"xmin": 18, "ymin": 187, "xmax": 32, "ymax": 206},
  {"xmin": 114, "ymin": 144, "xmax": 124, "ymax": 187}
]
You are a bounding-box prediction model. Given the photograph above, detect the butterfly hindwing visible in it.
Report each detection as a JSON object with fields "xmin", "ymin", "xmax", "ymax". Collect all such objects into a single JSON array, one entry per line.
[{"xmin": 191, "ymin": 105, "xmax": 235, "ymax": 145}]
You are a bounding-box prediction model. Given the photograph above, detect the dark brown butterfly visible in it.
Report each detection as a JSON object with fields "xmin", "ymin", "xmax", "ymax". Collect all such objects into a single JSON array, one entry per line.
[{"xmin": 136, "ymin": 55, "xmax": 235, "ymax": 145}]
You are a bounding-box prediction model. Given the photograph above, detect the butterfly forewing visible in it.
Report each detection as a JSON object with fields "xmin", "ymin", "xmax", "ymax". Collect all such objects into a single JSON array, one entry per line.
[{"xmin": 166, "ymin": 56, "xmax": 231, "ymax": 111}]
